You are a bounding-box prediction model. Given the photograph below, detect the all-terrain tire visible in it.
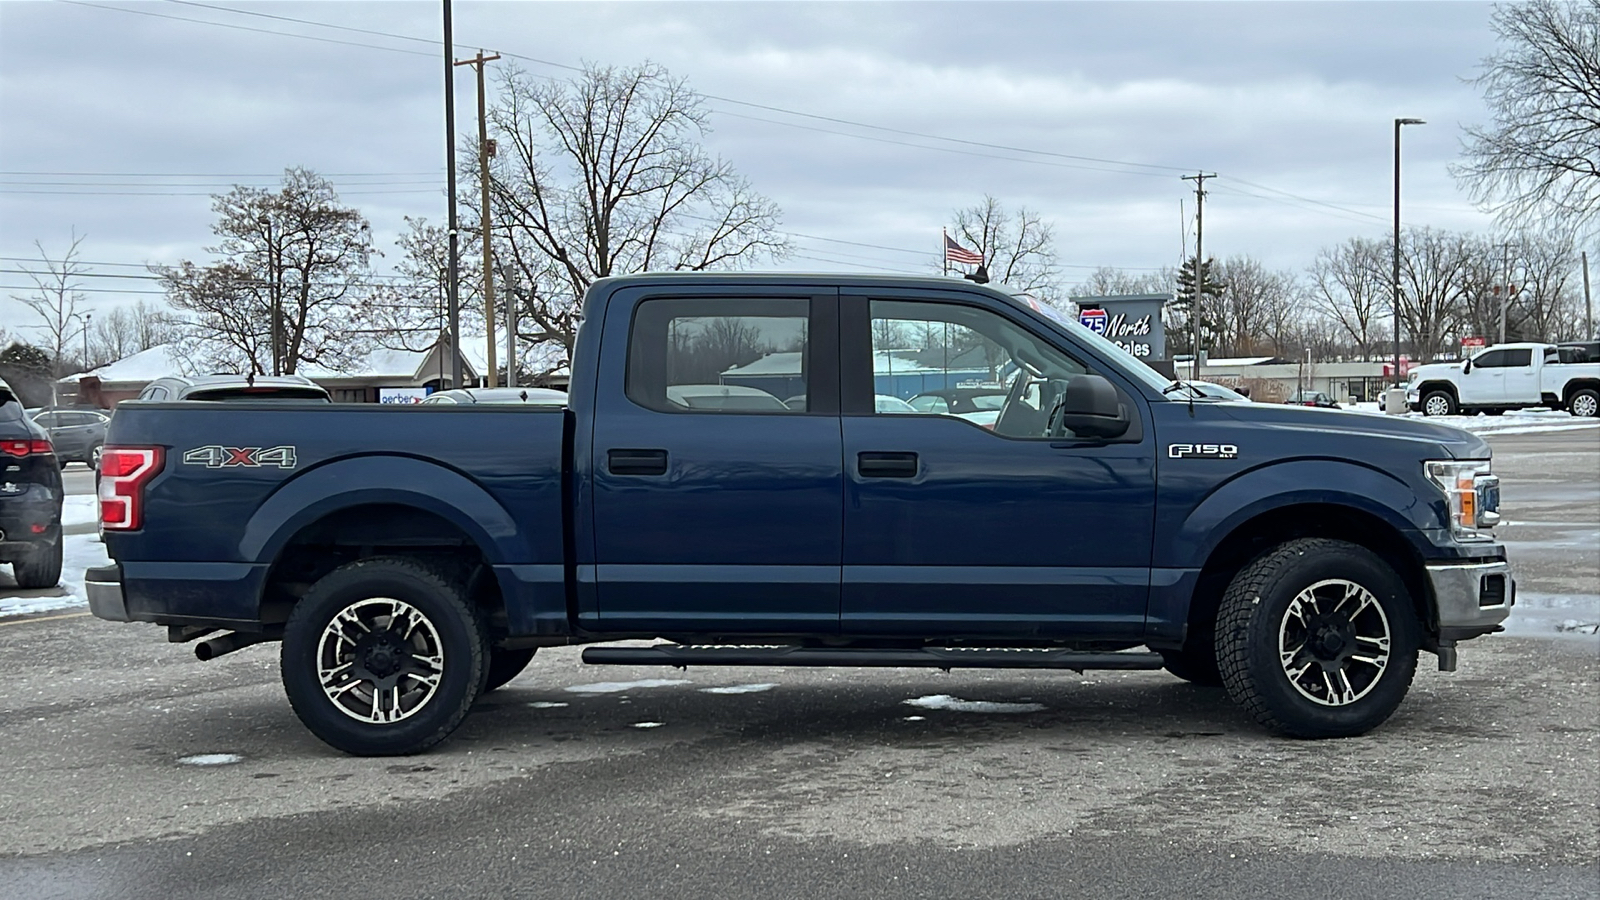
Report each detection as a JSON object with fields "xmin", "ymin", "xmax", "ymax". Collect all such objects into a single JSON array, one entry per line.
[
  {"xmin": 281, "ymin": 557, "xmax": 488, "ymax": 756},
  {"xmin": 482, "ymin": 647, "xmax": 537, "ymax": 693},
  {"xmin": 1215, "ymin": 538, "xmax": 1419, "ymax": 738},
  {"xmin": 11, "ymin": 540, "xmax": 63, "ymax": 589},
  {"xmin": 1421, "ymin": 391, "xmax": 1457, "ymax": 416}
]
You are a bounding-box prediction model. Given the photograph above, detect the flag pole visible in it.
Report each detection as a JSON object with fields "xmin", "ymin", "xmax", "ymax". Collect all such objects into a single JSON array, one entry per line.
[{"xmin": 942, "ymin": 227, "xmax": 948, "ymax": 276}]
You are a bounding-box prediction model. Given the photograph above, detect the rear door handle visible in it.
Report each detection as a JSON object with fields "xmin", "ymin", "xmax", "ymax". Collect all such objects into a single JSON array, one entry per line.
[
  {"xmin": 607, "ymin": 448, "xmax": 668, "ymax": 476},
  {"xmin": 858, "ymin": 451, "xmax": 918, "ymax": 478}
]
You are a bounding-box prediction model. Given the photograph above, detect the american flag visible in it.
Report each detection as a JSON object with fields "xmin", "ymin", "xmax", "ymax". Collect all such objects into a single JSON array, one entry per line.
[{"xmin": 944, "ymin": 234, "xmax": 983, "ymax": 265}]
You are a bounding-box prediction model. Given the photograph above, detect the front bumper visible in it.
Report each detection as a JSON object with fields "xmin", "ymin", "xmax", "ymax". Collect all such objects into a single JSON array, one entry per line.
[
  {"xmin": 1426, "ymin": 558, "xmax": 1514, "ymax": 640},
  {"xmin": 86, "ymin": 564, "xmax": 129, "ymax": 621}
]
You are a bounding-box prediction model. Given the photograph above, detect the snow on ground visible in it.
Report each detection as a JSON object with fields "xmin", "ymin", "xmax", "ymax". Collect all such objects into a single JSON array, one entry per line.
[
  {"xmin": 0, "ymin": 531, "xmax": 110, "ymax": 618},
  {"xmin": 62, "ymin": 495, "xmax": 98, "ymax": 528},
  {"xmin": 563, "ymin": 678, "xmax": 691, "ymax": 694},
  {"xmin": 904, "ymin": 695, "xmax": 1046, "ymax": 714},
  {"xmin": 1504, "ymin": 593, "xmax": 1600, "ymax": 640},
  {"xmin": 1345, "ymin": 403, "xmax": 1600, "ymax": 436}
]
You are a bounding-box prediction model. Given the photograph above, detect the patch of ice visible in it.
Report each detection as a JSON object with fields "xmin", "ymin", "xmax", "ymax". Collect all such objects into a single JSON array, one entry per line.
[
  {"xmin": 563, "ymin": 679, "xmax": 690, "ymax": 694},
  {"xmin": 903, "ymin": 716, "xmax": 926, "ymax": 722},
  {"xmin": 699, "ymin": 683, "xmax": 777, "ymax": 695},
  {"xmin": 631, "ymin": 721, "xmax": 664, "ymax": 729},
  {"xmin": 527, "ymin": 701, "xmax": 569, "ymax": 709},
  {"xmin": 904, "ymin": 694, "xmax": 1046, "ymax": 714},
  {"xmin": 1504, "ymin": 593, "xmax": 1600, "ymax": 639},
  {"xmin": 0, "ymin": 532, "xmax": 111, "ymax": 618},
  {"xmin": 178, "ymin": 753, "xmax": 242, "ymax": 766}
]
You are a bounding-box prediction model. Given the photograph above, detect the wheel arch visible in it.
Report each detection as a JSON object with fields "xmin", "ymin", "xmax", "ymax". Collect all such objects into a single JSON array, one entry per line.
[
  {"xmin": 1417, "ymin": 381, "xmax": 1458, "ymax": 402},
  {"xmin": 1184, "ymin": 503, "xmax": 1435, "ymax": 655},
  {"xmin": 1561, "ymin": 379, "xmax": 1600, "ymax": 405}
]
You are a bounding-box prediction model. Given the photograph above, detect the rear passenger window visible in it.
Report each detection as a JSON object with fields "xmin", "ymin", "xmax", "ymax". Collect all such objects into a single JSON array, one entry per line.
[
  {"xmin": 626, "ymin": 298, "xmax": 811, "ymax": 413},
  {"xmin": 1502, "ymin": 348, "xmax": 1531, "ymax": 367}
]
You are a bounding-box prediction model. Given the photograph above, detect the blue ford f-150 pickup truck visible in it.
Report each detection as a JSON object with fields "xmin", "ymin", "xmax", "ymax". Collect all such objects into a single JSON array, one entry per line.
[{"xmin": 87, "ymin": 273, "xmax": 1514, "ymax": 755}]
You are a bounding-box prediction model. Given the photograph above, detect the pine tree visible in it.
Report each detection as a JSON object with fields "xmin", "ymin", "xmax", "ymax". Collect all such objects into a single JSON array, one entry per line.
[{"xmin": 1173, "ymin": 257, "xmax": 1226, "ymax": 355}]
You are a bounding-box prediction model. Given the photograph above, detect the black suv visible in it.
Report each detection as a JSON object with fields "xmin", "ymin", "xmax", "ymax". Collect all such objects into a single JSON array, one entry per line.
[{"xmin": 0, "ymin": 376, "xmax": 64, "ymax": 589}]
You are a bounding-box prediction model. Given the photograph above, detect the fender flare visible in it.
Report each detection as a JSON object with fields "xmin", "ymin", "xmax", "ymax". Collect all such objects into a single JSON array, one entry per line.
[
  {"xmin": 1165, "ymin": 459, "xmax": 1429, "ymax": 570},
  {"xmin": 239, "ymin": 455, "xmax": 529, "ymax": 566}
]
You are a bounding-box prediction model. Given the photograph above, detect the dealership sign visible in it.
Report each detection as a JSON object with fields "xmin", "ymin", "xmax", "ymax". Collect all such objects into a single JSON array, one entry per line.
[{"xmin": 1074, "ymin": 293, "xmax": 1170, "ymax": 360}]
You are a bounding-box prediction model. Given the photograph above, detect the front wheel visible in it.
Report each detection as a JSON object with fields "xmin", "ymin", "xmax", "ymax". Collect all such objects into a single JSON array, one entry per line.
[
  {"xmin": 1570, "ymin": 388, "xmax": 1599, "ymax": 418},
  {"xmin": 1216, "ymin": 538, "xmax": 1419, "ymax": 738},
  {"xmin": 281, "ymin": 557, "xmax": 488, "ymax": 756},
  {"xmin": 1421, "ymin": 391, "xmax": 1457, "ymax": 416}
]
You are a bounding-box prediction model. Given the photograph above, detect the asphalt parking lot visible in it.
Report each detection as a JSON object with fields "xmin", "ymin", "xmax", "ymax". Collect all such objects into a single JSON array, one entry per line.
[{"xmin": 0, "ymin": 429, "xmax": 1595, "ymax": 900}]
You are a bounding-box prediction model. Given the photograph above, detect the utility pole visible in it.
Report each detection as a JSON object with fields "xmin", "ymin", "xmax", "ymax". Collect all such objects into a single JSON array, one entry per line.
[
  {"xmin": 1583, "ymin": 250, "xmax": 1592, "ymax": 339},
  {"xmin": 1181, "ymin": 172, "xmax": 1215, "ymax": 380},
  {"xmin": 442, "ymin": 0, "xmax": 463, "ymax": 389},
  {"xmin": 455, "ymin": 49, "xmax": 501, "ymax": 388}
]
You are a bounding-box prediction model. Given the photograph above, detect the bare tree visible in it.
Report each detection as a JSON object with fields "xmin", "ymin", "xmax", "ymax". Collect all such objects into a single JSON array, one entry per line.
[
  {"xmin": 1212, "ymin": 255, "xmax": 1298, "ymax": 357},
  {"xmin": 951, "ymin": 196, "xmax": 1061, "ymax": 301},
  {"xmin": 1308, "ymin": 237, "xmax": 1390, "ymax": 360},
  {"xmin": 155, "ymin": 168, "xmax": 374, "ymax": 375},
  {"xmin": 1398, "ymin": 228, "xmax": 1475, "ymax": 361},
  {"xmin": 89, "ymin": 300, "xmax": 182, "ymax": 365},
  {"xmin": 359, "ymin": 217, "xmax": 482, "ymax": 353},
  {"xmin": 10, "ymin": 231, "xmax": 89, "ymax": 400},
  {"xmin": 487, "ymin": 62, "xmax": 790, "ymax": 360},
  {"xmin": 1072, "ymin": 266, "xmax": 1172, "ymax": 299},
  {"xmin": 1455, "ymin": 0, "xmax": 1600, "ymax": 237}
]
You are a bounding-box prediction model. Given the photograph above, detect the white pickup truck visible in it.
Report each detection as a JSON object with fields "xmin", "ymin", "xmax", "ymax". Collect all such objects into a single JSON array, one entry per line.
[{"xmin": 1408, "ymin": 342, "xmax": 1600, "ymax": 417}]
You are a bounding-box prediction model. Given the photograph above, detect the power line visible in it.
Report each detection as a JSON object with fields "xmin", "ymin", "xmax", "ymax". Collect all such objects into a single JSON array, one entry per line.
[{"xmin": 61, "ymin": 0, "xmax": 436, "ymax": 57}]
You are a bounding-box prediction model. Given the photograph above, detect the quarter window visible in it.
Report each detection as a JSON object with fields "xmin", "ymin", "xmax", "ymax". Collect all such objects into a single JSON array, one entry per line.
[{"xmin": 627, "ymin": 298, "xmax": 811, "ymax": 414}]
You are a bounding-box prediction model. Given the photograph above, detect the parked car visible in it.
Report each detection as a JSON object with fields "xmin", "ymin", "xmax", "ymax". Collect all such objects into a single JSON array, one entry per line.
[
  {"xmin": 1556, "ymin": 341, "xmax": 1600, "ymax": 364},
  {"xmin": 0, "ymin": 376, "xmax": 64, "ymax": 589},
  {"xmin": 137, "ymin": 374, "xmax": 331, "ymax": 402},
  {"xmin": 1185, "ymin": 381, "xmax": 1251, "ymax": 402},
  {"xmin": 30, "ymin": 407, "xmax": 110, "ymax": 468},
  {"xmin": 874, "ymin": 395, "xmax": 918, "ymax": 414},
  {"xmin": 666, "ymin": 384, "xmax": 788, "ymax": 411},
  {"xmin": 1286, "ymin": 390, "xmax": 1340, "ymax": 409},
  {"xmin": 421, "ymin": 387, "xmax": 567, "ymax": 406},
  {"xmin": 89, "ymin": 272, "xmax": 1513, "ymax": 755},
  {"xmin": 907, "ymin": 388, "xmax": 1009, "ymax": 415},
  {"xmin": 1407, "ymin": 342, "xmax": 1600, "ymax": 417}
]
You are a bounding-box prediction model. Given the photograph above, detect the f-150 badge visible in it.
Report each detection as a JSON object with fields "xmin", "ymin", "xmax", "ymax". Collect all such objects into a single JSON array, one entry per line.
[
  {"xmin": 183, "ymin": 445, "xmax": 298, "ymax": 469},
  {"xmin": 1168, "ymin": 443, "xmax": 1238, "ymax": 460}
]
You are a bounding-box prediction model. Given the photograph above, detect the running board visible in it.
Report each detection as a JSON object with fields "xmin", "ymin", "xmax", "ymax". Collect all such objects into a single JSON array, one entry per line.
[{"xmin": 581, "ymin": 645, "xmax": 1164, "ymax": 671}]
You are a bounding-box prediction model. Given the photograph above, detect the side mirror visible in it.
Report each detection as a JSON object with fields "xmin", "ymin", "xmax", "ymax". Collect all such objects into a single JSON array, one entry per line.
[
  {"xmin": 1052, "ymin": 374, "xmax": 1129, "ymax": 439},
  {"xmin": 1462, "ymin": 359, "xmax": 1471, "ymax": 374}
]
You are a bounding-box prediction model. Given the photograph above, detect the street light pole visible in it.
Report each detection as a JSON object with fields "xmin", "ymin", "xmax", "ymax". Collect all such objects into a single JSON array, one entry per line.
[
  {"xmin": 83, "ymin": 312, "xmax": 91, "ymax": 368},
  {"xmin": 1392, "ymin": 118, "xmax": 1424, "ymax": 389}
]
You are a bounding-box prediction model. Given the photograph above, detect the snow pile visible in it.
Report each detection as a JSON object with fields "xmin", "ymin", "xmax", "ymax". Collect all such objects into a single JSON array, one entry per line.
[
  {"xmin": 563, "ymin": 678, "xmax": 690, "ymax": 694},
  {"xmin": 904, "ymin": 695, "xmax": 1045, "ymax": 714},
  {"xmin": 1345, "ymin": 404, "xmax": 1598, "ymax": 435},
  {"xmin": 0, "ymin": 532, "xmax": 109, "ymax": 618},
  {"xmin": 61, "ymin": 495, "xmax": 99, "ymax": 528},
  {"xmin": 700, "ymin": 683, "xmax": 777, "ymax": 694}
]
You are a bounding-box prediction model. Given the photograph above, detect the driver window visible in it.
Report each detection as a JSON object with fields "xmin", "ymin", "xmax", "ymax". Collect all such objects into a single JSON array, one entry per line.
[{"xmin": 867, "ymin": 299, "xmax": 1100, "ymax": 439}]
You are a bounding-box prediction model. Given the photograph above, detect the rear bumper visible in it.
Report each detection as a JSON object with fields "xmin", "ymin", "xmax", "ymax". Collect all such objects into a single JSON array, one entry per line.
[
  {"xmin": 1427, "ymin": 559, "xmax": 1514, "ymax": 639},
  {"xmin": 86, "ymin": 564, "xmax": 129, "ymax": 621}
]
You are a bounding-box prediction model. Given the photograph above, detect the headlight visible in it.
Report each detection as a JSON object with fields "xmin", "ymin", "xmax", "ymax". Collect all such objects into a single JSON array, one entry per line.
[{"xmin": 1425, "ymin": 460, "xmax": 1500, "ymax": 541}]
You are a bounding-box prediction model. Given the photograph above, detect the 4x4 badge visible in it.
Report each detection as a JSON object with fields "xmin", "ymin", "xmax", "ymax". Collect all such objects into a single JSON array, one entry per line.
[{"xmin": 183, "ymin": 445, "xmax": 298, "ymax": 469}]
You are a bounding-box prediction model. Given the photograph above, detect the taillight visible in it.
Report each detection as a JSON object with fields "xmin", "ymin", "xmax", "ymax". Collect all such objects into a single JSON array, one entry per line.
[
  {"xmin": 1, "ymin": 439, "xmax": 53, "ymax": 457},
  {"xmin": 99, "ymin": 446, "xmax": 164, "ymax": 530}
]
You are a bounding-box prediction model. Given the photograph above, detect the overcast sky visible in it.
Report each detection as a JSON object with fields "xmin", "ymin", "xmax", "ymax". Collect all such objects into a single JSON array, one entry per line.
[{"xmin": 0, "ymin": 1, "xmax": 1506, "ymax": 340}]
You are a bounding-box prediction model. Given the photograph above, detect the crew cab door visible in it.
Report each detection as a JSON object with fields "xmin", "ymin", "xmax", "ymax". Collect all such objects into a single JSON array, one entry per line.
[
  {"xmin": 588, "ymin": 288, "xmax": 842, "ymax": 633},
  {"xmin": 1499, "ymin": 347, "xmax": 1540, "ymax": 402},
  {"xmin": 836, "ymin": 289, "xmax": 1155, "ymax": 639},
  {"xmin": 1459, "ymin": 348, "xmax": 1508, "ymax": 404}
]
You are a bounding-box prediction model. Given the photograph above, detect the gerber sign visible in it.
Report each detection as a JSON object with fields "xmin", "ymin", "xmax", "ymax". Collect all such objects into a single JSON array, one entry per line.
[{"xmin": 1073, "ymin": 293, "xmax": 1169, "ymax": 361}]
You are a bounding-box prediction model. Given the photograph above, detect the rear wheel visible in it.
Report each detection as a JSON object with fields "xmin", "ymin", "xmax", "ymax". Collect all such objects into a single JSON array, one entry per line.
[
  {"xmin": 11, "ymin": 540, "xmax": 63, "ymax": 589},
  {"xmin": 1421, "ymin": 391, "xmax": 1456, "ymax": 417},
  {"xmin": 281, "ymin": 557, "xmax": 488, "ymax": 755},
  {"xmin": 1570, "ymin": 388, "xmax": 1599, "ymax": 418},
  {"xmin": 483, "ymin": 647, "xmax": 537, "ymax": 693},
  {"xmin": 1216, "ymin": 538, "xmax": 1419, "ymax": 738}
]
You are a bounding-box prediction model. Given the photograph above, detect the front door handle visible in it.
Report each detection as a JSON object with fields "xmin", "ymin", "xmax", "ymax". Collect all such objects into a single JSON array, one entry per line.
[
  {"xmin": 607, "ymin": 448, "xmax": 668, "ymax": 476},
  {"xmin": 858, "ymin": 451, "xmax": 918, "ymax": 478}
]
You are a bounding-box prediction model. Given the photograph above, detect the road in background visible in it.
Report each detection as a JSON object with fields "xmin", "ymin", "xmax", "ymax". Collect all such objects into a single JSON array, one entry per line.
[{"xmin": 0, "ymin": 431, "xmax": 1594, "ymax": 899}]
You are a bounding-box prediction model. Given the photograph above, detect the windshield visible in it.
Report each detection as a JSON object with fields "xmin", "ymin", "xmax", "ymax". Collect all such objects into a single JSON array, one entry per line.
[{"xmin": 999, "ymin": 291, "xmax": 1173, "ymax": 395}]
